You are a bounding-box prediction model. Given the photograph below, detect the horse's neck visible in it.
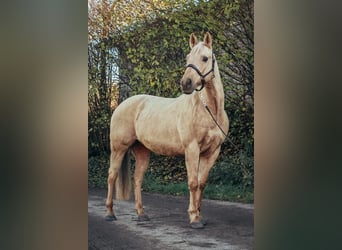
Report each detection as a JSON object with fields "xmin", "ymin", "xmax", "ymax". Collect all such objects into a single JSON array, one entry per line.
[{"xmin": 201, "ymin": 63, "xmax": 225, "ymax": 116}]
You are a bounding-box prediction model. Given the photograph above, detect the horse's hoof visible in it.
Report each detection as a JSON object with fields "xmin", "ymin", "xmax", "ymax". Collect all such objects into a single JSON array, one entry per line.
[
  {"xmin": 105, "ymin": 214, "xmax": 117, "ymax": 221},
  {"xmin": 201, "ymin": 219, "xmax": 208, "ymax": 225},
  {"xmin": 190, "ymin": 221, "xmax": 204, "ymax": 229},
  {"xmin": 137, "ymin": 214, "xmax": 150, "ymax": 221}
]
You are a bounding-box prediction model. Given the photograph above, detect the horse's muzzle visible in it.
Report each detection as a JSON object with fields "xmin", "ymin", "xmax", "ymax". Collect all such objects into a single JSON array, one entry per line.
[{"xmin": 180, "ymin": 78, "xmax": 194, "ymax": 94}]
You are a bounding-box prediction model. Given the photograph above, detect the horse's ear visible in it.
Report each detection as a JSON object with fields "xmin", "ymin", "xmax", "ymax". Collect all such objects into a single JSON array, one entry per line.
[
  {"xmin": 189, "ymin": 33, "xmax": 198, "ymax": 48},
  {"xmin": 203, "ymin": 32, "xmax": 212, "ymax": 49}
]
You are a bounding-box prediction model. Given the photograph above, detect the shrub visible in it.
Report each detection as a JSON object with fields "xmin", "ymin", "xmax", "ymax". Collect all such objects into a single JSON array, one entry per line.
[{"xmin": 88, "ymin": 156, "xmax": 109, "ymax": 188}]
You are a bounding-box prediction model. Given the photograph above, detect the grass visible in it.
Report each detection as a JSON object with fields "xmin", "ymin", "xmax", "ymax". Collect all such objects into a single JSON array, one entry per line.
[{"xmin": 142, "ymin": 175, "xmax": 254, "ymax": 203}]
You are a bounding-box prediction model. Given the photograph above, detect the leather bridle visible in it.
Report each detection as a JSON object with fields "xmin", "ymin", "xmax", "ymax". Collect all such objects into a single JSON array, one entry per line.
[{"xmin": 185, "ymin": 52, "xmax": 215, "ymax": 91}]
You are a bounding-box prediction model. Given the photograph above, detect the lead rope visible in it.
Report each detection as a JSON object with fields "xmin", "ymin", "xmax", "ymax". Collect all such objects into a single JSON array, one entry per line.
[{"xmin": 198, "ymin": 91, "xmax": 240, "ymax": 152}]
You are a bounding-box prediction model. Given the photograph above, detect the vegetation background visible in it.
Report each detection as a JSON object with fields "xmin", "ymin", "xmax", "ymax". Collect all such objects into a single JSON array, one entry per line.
[{"xmin": 88, "ymin": 0, "xmax": 254, "ymax": 202}]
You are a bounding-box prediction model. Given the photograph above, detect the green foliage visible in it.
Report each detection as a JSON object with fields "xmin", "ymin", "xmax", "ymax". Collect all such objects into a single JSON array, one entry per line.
[
  {"xmin": 142, "ymin": 174, "xmax": 253, "ymax": 203},
  {"xmin": 210, "ymin": 151, "xmax": 254, "ymax": 188},
  {"xmin": 88, "ymin": 156, "xmax": 109, "ymax": 188},
  {"xmin": 88, "ymin": 41, "xmax": 119, "ymax": 156},
  {"xmin": 145, "ymin": 155, "xmax": 187, "ymax": 184},
  {"xmin": 142, "ymin": 175, "xmax": 189, "ymax": 196},
  {"xmin": 118, "ymin": 18, "xmax": 189, "ymax": 97},
  {"xmin": 204, "ymin": 184, "xmax": 254, "ymax": 203},
  {"xmin": 143, "ymin": 147, "xmax": 254, "ymax": 190}
]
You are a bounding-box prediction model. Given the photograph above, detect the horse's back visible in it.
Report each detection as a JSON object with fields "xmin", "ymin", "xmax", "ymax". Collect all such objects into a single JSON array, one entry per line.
[{"xmin": 112, "ymin": 94, "xmax": 179, "ymax": 119}]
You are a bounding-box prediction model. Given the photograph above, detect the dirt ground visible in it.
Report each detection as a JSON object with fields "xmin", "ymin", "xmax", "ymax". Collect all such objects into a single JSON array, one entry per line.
[{"xmin": 88, "ymin": 188, "xmax": 254, "ymax": 250}]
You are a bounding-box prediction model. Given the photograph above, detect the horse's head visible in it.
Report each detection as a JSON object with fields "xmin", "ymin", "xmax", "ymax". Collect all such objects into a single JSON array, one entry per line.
[{"xmin": 180, "ymin": 32, "xmax": 215, "ymax": 94}]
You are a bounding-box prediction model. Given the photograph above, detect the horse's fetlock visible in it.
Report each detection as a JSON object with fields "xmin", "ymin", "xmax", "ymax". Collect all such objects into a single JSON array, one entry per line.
[
  {"xmin": 135, "ymin": 204, "xmax": 144, "ymax": 215},
  {"xmin": 188, "ymin": 212, "xmax": 201, "ymax": 223},
  {"xmin": 106, "ymin": 201, "xmax": 113, "ymax": 208}
]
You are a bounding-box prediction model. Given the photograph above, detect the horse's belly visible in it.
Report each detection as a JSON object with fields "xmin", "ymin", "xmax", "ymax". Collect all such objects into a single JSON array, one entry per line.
[
  {"xmin": 136, "ymin": 126, "xmax": 184, "ymax": 156},
  {"xmin": 138, "ymin": 136, "xmax": 184, "ymax": 156}
]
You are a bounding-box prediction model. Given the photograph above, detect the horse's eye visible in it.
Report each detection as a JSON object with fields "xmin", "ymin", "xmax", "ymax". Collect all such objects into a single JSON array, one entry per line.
[{"xmin": 202, "ymin": 56, "xmax": 208, "ymax": 62}]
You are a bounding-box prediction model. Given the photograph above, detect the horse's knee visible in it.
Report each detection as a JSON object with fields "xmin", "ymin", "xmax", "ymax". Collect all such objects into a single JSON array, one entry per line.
[
  {"xmin": 188, "ymin": 179, "xmax": 198, "ymax": 192},
  {"xmin": 199, "ymin": 182, "xmax": 206, "ymax": 191}
]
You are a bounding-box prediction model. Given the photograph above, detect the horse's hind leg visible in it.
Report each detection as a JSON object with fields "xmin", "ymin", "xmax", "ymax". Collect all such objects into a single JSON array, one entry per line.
[
  {"xmin": 132, "ymin": 142, "xmax": 150, "ymax": 221},
  {"xmin": 105, "ymin": 149, "xmax": 126, "ymax": 221}
]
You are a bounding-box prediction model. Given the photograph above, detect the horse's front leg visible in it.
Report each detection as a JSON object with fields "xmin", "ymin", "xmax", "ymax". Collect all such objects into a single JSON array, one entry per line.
[
  {"xmin": 184, "ymin": 143, "xmax": 202, "ymax": 228},
  {"xmin": 132, "ymin": 143, "xmax": 150, "ymax": 221},
  {"xmin": 196, "ymin": 148, "xmax": 221, "ymax": 223}
]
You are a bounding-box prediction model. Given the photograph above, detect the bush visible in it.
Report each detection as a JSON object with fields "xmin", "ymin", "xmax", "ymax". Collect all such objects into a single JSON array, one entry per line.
[
  {"xmin": 209, "ymin": 151, "xmax": 254, "ymax": 188},
  {"xmin": 144, "ymin": 154, "xmax": 187, "ymax": 184},
  {"xmin": 88, "ymin": 156, "xmax": 109, "ymax": 188}
]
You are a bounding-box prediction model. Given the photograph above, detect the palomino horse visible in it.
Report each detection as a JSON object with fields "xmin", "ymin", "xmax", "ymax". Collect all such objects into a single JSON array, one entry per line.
[{"xmin": 105, "ymin": 32, "xmax": 229, "ymax": 229}]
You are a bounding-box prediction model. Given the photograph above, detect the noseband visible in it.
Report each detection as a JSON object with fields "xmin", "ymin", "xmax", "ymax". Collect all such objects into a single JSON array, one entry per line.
[{"xmin": 185, "ymin": 52, "xmax": 215, "ymax": 91}]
